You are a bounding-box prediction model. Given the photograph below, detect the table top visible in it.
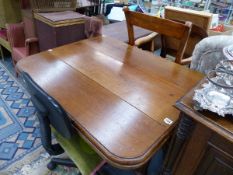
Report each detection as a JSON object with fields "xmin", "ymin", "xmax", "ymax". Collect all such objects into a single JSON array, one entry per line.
[
  {"xmin": 17, "ymin": 36, "xmax": 203, "ymax": 168},
  {"xmin": 176, "ymin": 78, "xmax": 233, "ymax": 142},
  {"xmin": 34, "ymin": 11, "xmax": 85, "ymax": 27},
  {"xmin": 103, "ymin": 21, "xmax": 152, "ymax": 43}
]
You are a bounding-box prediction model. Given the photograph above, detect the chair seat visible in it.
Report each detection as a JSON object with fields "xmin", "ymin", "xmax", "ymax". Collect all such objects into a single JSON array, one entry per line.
[
  {"xmin": 98, "ymin": 148, "xmax": 164, "ymax": 175},
  {"xmin": 52, "ymin": 128, "xmax": 103, "ymax": 175},
  {"xmin": 54, "ymin": 127, "xmax": 164, "ymax": 175},
  {"xmin": 12, "ymin": 47, "xmax": 27, "ymax": 62}
]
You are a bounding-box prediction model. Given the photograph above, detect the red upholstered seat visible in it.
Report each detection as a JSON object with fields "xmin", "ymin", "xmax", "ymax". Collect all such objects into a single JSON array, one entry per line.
[{"xmin": 6, "ymin": 22, "xmax": 39, "ymax": 75}]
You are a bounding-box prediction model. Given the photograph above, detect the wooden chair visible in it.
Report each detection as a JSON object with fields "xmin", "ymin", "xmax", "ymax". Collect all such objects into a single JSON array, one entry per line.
[
  {"xmin": 123, "ymin": 7, "xmax": 192, "ymax": 65},
  {"xmin": 164, "ymin": 21, "xmax": 208, "ymax": 65},
  {"xmin": 164, "ymin": 6, "xmax": 213, "ymax": 32},
  {"xmin": 164, "ymin": 6, "xmax": 210, "ymax": 65}
]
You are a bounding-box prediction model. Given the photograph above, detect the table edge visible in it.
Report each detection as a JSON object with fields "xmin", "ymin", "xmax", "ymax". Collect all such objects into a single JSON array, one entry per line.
[{"xmin": 175, "ymin": 98, "xmax": 233, "ymax": 142}]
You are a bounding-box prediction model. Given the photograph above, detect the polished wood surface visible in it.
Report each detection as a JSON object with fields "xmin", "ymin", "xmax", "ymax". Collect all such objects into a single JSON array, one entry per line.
[
  {"xmin": 123, "ymin": 7, "xmax": 192, "ymax": 65},
  {"xmin": 176, "ymin": 78, "xmax": 233, "ymax": 141},
  {"xmin": 17, "ymin": 36, "xmax": 202, "ymax": 168},
  {"xmin": 103, "ymin": 21, "xmax": 152, "ymax": 43},
  {"xmin": 165, "ymin": 6, "xmax": 213, "ymax": 32}
]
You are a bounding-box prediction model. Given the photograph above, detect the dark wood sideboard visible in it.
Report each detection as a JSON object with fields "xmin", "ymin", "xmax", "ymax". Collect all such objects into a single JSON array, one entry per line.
[{"xmin": 163, "ymin": 78, "xmax": 233, "ymax": 175}]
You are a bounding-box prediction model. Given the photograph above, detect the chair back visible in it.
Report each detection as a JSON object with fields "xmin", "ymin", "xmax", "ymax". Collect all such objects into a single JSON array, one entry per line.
[
  {"xmin": 164, "ymin": 20, "xmax": 208, "ymax": 65},
  {"xmin": 22, "ymin": 72, "xmax": 73, "ymax": 139},
  {"xmin": 164, "ymin": 6, "xmax": 212, "ymax": 32},
  {"xmin": 123, "ymin": 7, "xmax": 192, "ymax": 64},
  {"xmin": 6, "ymin": 22, "xmax": 26, "ymax": 48}
]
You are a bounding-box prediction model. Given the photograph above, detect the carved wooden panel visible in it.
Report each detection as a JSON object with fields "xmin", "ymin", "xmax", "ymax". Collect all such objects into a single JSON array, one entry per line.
[{"xmin": 195, "ymin": 142, "xmax": 233, "ymax": 175}]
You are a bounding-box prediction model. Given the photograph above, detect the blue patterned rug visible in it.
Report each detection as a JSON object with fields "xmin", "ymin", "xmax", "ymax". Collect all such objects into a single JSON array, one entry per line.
[
  {"xmin": 0, "ymin": 61, "xmax": 79, "ymax": 175},
  {"xmin": 0, "ymin": 62, "xmax": 45, "ymax": 174}
]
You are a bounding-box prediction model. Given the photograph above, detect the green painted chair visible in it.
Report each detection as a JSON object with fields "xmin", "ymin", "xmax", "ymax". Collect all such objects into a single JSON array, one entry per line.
[
  {"xmin": 53, "ymin": 129, "xmax": 104, "ymax": 175},
  {"xmin": 21, "ymin": 72, "xmax": 105, "ymax": 175}
]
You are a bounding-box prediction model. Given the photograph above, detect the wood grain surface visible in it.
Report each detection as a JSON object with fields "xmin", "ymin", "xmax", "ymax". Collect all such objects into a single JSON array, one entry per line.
[{"xmin": 17, "ymin": 36, "xmax": 203, "ymax": 168}]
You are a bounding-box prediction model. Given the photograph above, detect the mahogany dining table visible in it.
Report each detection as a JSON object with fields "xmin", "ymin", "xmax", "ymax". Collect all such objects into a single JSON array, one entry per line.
[{"xmin": 17, "ymin": 36, "xmax": 203, "ymax": 170}]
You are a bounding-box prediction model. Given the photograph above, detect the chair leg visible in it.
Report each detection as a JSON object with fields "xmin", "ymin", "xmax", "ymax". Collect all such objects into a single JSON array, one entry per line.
[
  {"xmin": 47, "ymin": 158, "xmax": 77, "ymax": 170},
  {"xmin": 150, "ymin": 40, "xmax": 155, "ymax": 52},
  {"xmin": 11, "ymin": 59, "xmax": 19, "ymax": 77},
  {"xmin": 90, "ymin": 160, "xmax": 107, "ymax": 175},
  {"xmin": 0, "ymin": 45, "xmax": 4, "ymax": 61}
]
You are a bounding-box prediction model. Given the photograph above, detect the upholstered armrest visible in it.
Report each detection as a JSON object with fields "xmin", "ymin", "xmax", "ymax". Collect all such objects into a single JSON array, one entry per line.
[
  {"xmin": 190, "ymin": 35, "xmax": 233, "ymax": 74},
  {"xmin": 25, "ymin": 37, "xmax": 39, "ymax": 56},
  {"xmin": 25, "ymin": 37, "xmax": 38, "ymax": 44},
  {"xmin": 85, "ymin": 17, "xmax": 103, "ymax": 38},
  {"xmin": 6, "ymin": 22, "xmax": 25, "ymax": 48}
]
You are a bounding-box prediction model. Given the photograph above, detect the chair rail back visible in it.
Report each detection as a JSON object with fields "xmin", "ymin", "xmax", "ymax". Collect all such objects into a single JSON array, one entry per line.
[
  {"xmin": 123, "ymin": 7, "xmax": 192, "ymax": 64},
  {"xmin": 164, "ymin": 20, "xmax": 208, "ymax": 65}
]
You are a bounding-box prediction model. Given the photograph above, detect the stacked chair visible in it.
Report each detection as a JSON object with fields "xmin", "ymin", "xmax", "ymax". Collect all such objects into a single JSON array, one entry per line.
[
  {"xmin": 0, "ymin": 0, "xmax": 22, "ymax": 60},
  {"xmin": 123, "ymin": 7, "xmax": 208, "ymax": 65},
  {"xmin": 6, "ymin": 22, "xmax": 39, "ymax": 74},
  {"xmin": 123, "ymin": 7, "xmax": 192, "ymax": 65}
]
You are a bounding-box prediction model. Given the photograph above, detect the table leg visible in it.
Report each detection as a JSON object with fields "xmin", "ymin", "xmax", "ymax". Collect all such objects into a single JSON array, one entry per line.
[
  {"xmin": 162, "ymin": 113, "xmax": 194, "ymax": 175},
  {"xmin": 135, "ymin": 160, "xmax": 150, "ymax": 175},
  {"xmin": 102, "ymin": 0, "xmax": 105, "ymax": 14},
  {"xmin": 135, "ymin": 170, "xmax": 146, "ymax": 175}
]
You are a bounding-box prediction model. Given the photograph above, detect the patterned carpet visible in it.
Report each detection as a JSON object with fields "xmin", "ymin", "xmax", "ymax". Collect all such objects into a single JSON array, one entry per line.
[
  {"xmin": 0, "ymin": 61, "xmax": 43, "ymax": 173},
  {"xmin": 0, "ymin": 57, "xmax": 79, "ymax": 175}
]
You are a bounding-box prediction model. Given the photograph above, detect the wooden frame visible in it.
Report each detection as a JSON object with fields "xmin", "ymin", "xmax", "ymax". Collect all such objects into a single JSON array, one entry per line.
[
  {"xmin": 163, "ymin": 78, "xmax": 233, "ymax": 175},
  {"xmin": 17, "ymin": 35, "xmax": 203, "ymax": 170},
  {"xmin": 123, "ymin": 7, "xmax": 192, "ymax": 65},
  {"xmin": 165, "ymin": 6, "xmax": 213, "ymax": 32}
]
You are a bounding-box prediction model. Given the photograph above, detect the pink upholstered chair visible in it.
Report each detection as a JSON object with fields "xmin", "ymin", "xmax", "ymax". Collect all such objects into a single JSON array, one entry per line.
[{"xmin": 6, "ymin": 22, "xmax": 39, "ymax": 74}]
